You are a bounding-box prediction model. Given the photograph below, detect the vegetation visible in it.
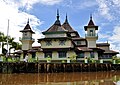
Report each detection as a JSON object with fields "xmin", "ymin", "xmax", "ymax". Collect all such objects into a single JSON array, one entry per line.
[
  {"xmin": 69, "ymin": 54, "xmax": 77, "ymax": 62},
  {"xmin": 0, "ymin": 32, "xmax": 21, "ymax": 55}
]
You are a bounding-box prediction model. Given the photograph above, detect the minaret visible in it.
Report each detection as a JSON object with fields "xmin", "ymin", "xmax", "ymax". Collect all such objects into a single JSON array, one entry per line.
[
  {"xmin": 20, "ymin": 19, "xmax": 35, "ymax": 51},
  {"xmin": 84, "ymin": 15, "xmax": 98, "ymax": 48}
]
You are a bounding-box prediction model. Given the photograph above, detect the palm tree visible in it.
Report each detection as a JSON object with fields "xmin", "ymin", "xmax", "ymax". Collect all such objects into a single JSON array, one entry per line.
[
  {"xmin": 9, "ymin": 41, "xmax": 21, "ymax": 53},
  {"xmin": 0, "ymin": 32, "xmax": 21, "ymax": 55},
  {"xmin": 0, "ymin": 32, "xmax": 4, "ymax": 51},
  {"xmin": 0, "ymin": 32, "xmax": 7, "ymax": 55}
]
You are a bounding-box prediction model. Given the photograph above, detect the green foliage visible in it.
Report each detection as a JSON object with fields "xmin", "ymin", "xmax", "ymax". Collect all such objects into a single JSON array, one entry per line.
[
  {"xmin": 69, "ymin": 54, "xmax": 77, "ymax": 62},
  {"xmin": 46, "ymin": 55, "xmax": 51, "ymax": 62},
  {"xmin": 62, "ymin": 60, "xmax": 65, "ymax": 63},
  {"xmin": 0, "ymin": 31, "xmax": 21, "ymax": 55},
  {"xmin": 112, "ymin": 56, "xmax": 120, "ymax": 64},
  {"xmin": 28, "ymin": 57, "xmax": 38, "ymax": 62}
]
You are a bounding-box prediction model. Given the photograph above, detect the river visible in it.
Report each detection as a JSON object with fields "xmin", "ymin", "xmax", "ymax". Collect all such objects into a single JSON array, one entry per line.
[{"xmin": 0, "ymin": 71, "xmax": 120, "ymax": 85}]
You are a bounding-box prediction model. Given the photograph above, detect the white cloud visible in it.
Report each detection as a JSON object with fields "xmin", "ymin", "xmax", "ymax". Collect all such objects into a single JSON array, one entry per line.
[
  {"xmin": 20, "ymin": 0, "xmax": 63, "ymax": 10},
  {"xmin": 96, "ymin": 0, "xmax": 120, "ymax": 21},
  {"xmin": 78, "ymin": 1, "xmax": 97, "ymax": 9},
  {"xmin": 63, "ymin": 0, "xmax": 97, "ymax": 10},
  {"xmin": 109, "ymin": 26, "xmax": 120, "ymax": 43},
  {"xmin": 39, "ymin": 0, "xmax": 63, "ymax": 5},
  {"xmin": 96, "ymin": 0, "xmax": 113, "ymax": 20},
  {"xmin": 0, "ymin": 0, "xmax": 63, "ymax": 47},
  {"xmin": 107, "ymin": 25, "xmax": 120, "ymax": 53},
  {"xmin": 112, "ymin": 0, "xmax": 120, "ymax": 7},
  {"xmin": 95, "ymin": 0, "xmax": 120, "ymax": 55},
  {"xmin": 98, "ymin": 26, "xmax": 120, "ymax": 53},
  {"xmin": 0, "ymin": 0, "xmax": 43, "ymax": 46},
  {"xmin": 99, "ymin": 33, "xmax": 111, "ymax": 39}
]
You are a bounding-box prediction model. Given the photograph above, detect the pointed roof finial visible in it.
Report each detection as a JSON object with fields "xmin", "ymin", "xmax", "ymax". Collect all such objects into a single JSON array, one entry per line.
[
  {"xmin": 57, "ymin": 9, "xmax": 59, "ymax": 20},
  {"xmin": 66, "ymin": 13, "xmax": 68, "ymax": 19},
  {"xmin": 87, "ymin": 13, "xmax": 95, "ymax": 26},
  {"xmin": 90, "ymin": 13, "xmax": 92, "ymax": 20},
  {"xmin": 54, "ymin": 9, "xmax": 61, "ymax": 26},
  {"xmin": 27, "ymin": 18, "xmax": 29, "ymax": 24},
  {"xmin": 65, "ymin": 13, "xmax": 68, "ymax": 23}
]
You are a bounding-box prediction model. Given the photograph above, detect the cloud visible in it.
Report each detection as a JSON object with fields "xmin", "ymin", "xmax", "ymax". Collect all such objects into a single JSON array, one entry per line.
[
  {"xmin": 99, "ymin": 33, "xmax": 111, "ymax": 39},
  {"xmin": 20, "ymin": 0, "xmax": 63, "ymax": 10},
  {"xmin": 96, "ymin": 0, "xmax": 113, "ymax": 20},
  {"xmin": 96, "ymin": 0, "xmax": 120, "ymax": 21},
  {"xmin": 95, "ymin": 0, "xmax": 120, "ymax": 54},
  {"xmin": 104, "ymin": 25, "xmax": 120, "ymax": 53},
  {"xmin": 0, "ymin": 0, "xmax": 63, "ymax": 47},
  {"xmin": 0, "ymin": 0, "xmax": 43, "ymax": 46},
  {"xmin": 78, "ymin": 0, "xmax": 97, "ymax": 9},
  {"xmin": 109, "ymin": 26, "xmax": 120, "ymax": 43},
  {"xmin": 62, "ymin": 0, "xmax": 97, "ymax": 10}
]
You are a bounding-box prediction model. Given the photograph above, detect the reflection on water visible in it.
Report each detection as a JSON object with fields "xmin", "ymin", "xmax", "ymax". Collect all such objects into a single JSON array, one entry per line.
[{"xmin": 0, "ymin": 71, "xmax": 120, "ymax": 85}]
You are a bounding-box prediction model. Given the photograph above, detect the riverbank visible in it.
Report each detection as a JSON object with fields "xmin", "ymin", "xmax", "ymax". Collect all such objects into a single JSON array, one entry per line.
[{"xmin": 0, "ymin": 62, "xmax": 120, "ymax": 73}]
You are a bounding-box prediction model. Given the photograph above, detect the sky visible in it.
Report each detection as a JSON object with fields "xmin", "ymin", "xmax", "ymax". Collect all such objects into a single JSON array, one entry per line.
[{"xmin": 0, "ymin": 0, "xmax": 120, "ymax": 55}]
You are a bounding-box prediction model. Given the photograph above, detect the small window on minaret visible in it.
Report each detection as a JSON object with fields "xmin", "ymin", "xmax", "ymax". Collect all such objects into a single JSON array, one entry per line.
[
  {"xmin": 90, "ymin": 30, "xmax": 93, "ymax": 32},
  {"xmin": 90, "ymin": 30, "xmax": 93, "ymax": 36},
  {"xmin": 24, "ymin": 32, "xmax": 27, "ymax": 36}
]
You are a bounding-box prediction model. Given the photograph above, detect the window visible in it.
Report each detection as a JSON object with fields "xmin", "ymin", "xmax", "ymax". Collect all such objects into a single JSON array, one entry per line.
[
  {"xmin": 77, "ymin": 52, "xmax": 84, "ymax": 58},
  {"xmin": 90, "ymin": 30, "xmax": 93, "ymax": 32},
  {"xmin": 90, "ymin": 30, "xmax": 94, "ymax": 36},
  {"xmin": 32, "ymin": 52, "xmax": 36, "ymax": 58},
  {"xmin": 101, "ymin": 55, "xmax": 112, "ymax": 59},
  {"xmin": 90, "ymin": 52, "xmax": 94, "ymax": 58},
  {"xmin": 45, "ymin": 40, "xmax": 52, "ymax": 46},
  {"xmin": 24, "ymin": 32, "xmax": 27, "ymax": 36},
  {"xmin": 77, "ymin": 41, "xmax": 81, "ymax": 45},
  {"xmin": 58, "ymin": 51, "xmax": 66, "ymax": 58},
  {"xmin": 44, "ymin": 52, "xmax": 52, "ymax": 58},
  {"xmin": 59, "ymin": 40, "xmax": 66, "ymax": 45}
]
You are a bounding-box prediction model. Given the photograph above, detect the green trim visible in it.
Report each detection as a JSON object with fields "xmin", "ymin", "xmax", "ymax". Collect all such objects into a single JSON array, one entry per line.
[{"xmin": 43, "ymin": 31, "xmax": 67, "ymax": 35}]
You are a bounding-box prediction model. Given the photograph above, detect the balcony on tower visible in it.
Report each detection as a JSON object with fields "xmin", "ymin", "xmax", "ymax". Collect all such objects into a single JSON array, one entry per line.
[
  {"xmin": 85, "ymin": 33, "xmax": 98, "ymax": 37},
  {"xmin": 19, "ymin": 37, "xmax": 35, "ymax": 42}
]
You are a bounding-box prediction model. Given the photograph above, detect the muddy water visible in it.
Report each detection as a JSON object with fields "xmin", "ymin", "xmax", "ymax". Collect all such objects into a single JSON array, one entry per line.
[{"xmin": 0, "ymin": 71, "xmax": 120, "ymax": 85}]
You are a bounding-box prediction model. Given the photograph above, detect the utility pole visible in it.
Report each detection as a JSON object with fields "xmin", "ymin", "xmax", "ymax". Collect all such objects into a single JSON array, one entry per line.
[{"xmin": 6, "ymin": 19, "xmax": 9, "ymax": 59}]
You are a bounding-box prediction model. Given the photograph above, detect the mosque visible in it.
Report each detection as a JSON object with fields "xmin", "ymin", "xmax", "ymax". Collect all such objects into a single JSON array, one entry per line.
[{"xmin": 18, "ymin": 10, "xmax": 119, "ymax": 63}]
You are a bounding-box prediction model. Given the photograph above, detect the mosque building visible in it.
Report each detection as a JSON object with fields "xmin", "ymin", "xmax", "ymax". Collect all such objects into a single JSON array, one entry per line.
[{"xmin": 19, "ymin": 10, "xmax": 118, "ymax": 63}]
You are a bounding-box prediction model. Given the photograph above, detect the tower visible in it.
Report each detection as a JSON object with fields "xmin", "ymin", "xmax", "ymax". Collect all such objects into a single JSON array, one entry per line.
[
  {"xmin": 20, "ymin": 19, "xmax": 35, "ymax": 51},
  {"xmin": 84, "ymin": 15, "xmax": 98, "ymax": 48}
]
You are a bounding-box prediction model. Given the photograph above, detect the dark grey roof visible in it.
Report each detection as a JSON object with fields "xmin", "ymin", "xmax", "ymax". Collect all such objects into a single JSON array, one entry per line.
[{"xmin": 20, "ymin": 20, "xmax": 35, "ymax": 33}]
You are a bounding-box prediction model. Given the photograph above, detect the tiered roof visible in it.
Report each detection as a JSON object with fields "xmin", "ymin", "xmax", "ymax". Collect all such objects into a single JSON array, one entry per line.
[
  {"xmin": 20, "ymin": 19, "xmax": 35, "ymax": 33},
  {"xmin": 84, "ymin": 15, "xmax": 98, "ymax": 31},
  {"xmin": 43, "ymin": 10, "xmax": 67, "ymax": 34},
  {"xmin": 62, "ymin": 14, "xmax": 75, "ymax": 32}
]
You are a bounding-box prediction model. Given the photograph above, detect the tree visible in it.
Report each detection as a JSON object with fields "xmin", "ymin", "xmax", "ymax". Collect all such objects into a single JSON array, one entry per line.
[
  {"xmin": 0, "ymin": 32, "xmax": 21, "ymax": 55},
  {"xmin": 0, "ymin": 32, "xmax": 7, "ymax": 55},
  {"xmin": 9, "ymin": 42, "xmax": 21, "ymax": 52}
]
